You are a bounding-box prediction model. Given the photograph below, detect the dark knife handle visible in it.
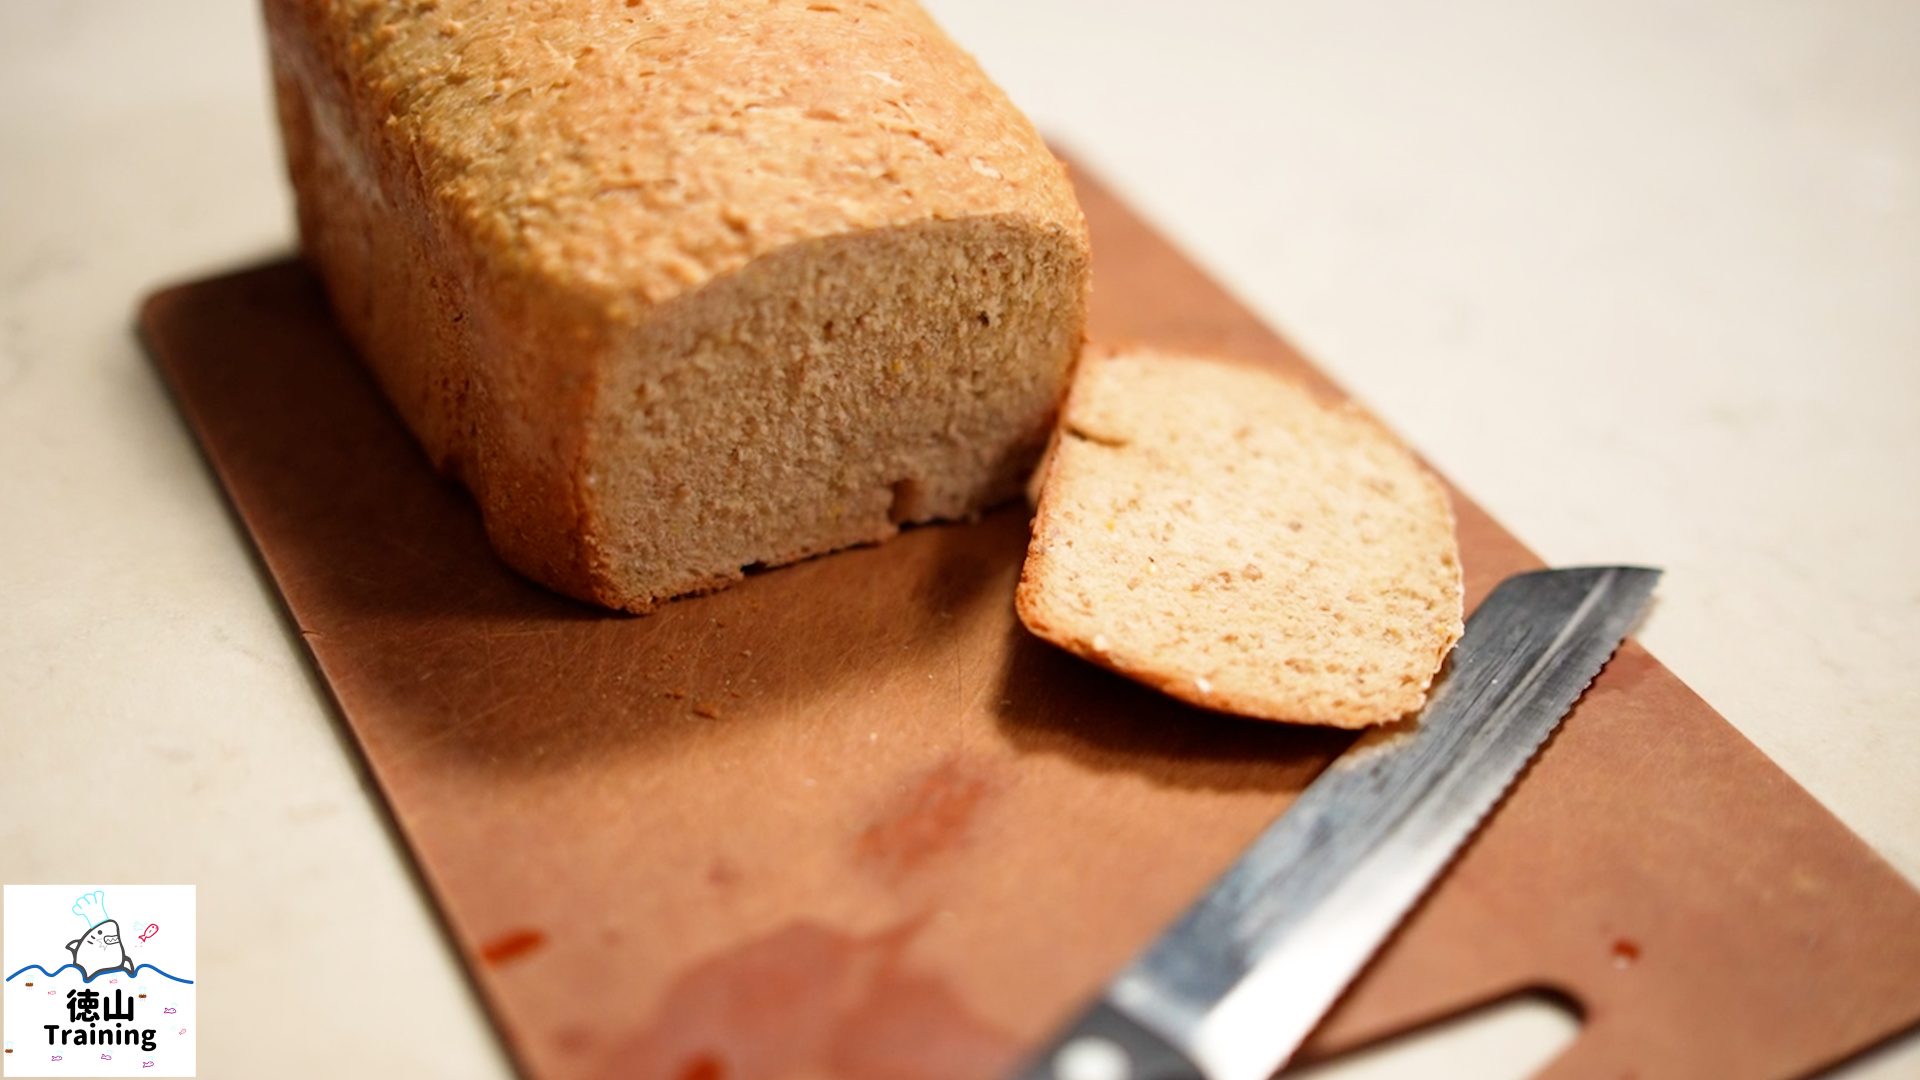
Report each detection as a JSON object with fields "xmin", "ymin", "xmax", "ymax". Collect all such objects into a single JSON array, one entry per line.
[{"xmin": 1010, "ymin": 999, "xmax": 1203, "ymax": 1080}]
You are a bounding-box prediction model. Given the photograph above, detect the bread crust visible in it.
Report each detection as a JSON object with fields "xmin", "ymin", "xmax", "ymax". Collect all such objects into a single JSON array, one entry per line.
[{"xmin": 265, "ymin": 0, "xmax": 1089, "ymax": 609}]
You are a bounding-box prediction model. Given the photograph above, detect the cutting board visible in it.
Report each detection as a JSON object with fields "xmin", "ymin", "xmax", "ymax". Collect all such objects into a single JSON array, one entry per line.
[{"xmin": 140, "ymin": 161, "xmax": 1920, "ymax": 1080}]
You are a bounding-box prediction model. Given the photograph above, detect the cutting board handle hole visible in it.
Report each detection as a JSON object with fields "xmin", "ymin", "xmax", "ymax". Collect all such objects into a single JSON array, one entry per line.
[{"xmin": 1285, "ymin": 988, "xmax": 1582, "ymax": 1079}]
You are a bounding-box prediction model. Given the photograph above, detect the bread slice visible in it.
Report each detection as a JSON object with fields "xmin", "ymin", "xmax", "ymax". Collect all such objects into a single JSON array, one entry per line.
[
  {"xmin": 1016, "ymin": 350, "xmax": 1464, "ymax": 727},
  {"xmin": 264, "ymin": 0, "xmax": 1089, "ymax": 612}
]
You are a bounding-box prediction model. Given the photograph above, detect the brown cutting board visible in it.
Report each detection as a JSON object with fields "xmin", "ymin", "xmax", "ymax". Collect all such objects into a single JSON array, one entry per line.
[{"xmin": 141, "ymin": 162, "xmax": 1920, "ymax": 1080}]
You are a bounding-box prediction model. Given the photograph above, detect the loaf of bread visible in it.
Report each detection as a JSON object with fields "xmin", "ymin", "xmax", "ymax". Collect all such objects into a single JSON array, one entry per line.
[
  {"xmin": 1017, "ymin": 350, "xmax": 1464, "ymax": 727},
  {"xmin": 264, "ymin": 0, "xmax": 1090, "ymax": 611}
]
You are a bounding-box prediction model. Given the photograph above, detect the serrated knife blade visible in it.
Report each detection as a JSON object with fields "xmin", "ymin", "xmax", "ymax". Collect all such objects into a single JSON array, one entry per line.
[{"xmin": 1015, "ymin": 566, "xmax": 1660, "ymax": 1080}]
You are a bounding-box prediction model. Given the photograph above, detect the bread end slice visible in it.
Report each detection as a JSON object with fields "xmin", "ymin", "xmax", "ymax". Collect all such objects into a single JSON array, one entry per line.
[{"xmin": 1016, "ymin": 349, "xmax": 1464, "ymax": 728}]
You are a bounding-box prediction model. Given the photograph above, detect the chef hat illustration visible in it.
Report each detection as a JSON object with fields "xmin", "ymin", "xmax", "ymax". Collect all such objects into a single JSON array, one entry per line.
[{"xmin": 71, "ymin": 889, "xmax": 109, "ymax": 928}]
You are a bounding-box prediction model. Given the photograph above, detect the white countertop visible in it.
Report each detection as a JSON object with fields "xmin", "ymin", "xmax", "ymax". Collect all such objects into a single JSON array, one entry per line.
[{"xmin": 2, "ymin": 1, "xmax": 1914, "ymax": 1076}]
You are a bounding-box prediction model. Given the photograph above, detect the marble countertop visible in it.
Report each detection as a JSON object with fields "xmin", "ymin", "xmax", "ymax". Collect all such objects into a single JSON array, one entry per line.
[{"xmin": 2, "ymin": 1, "xmax": 1914, "ymax": 1075}]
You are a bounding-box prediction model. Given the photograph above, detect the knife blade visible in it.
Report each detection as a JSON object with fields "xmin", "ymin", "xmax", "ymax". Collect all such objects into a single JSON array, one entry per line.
[{"xmin": 1015, "ymin": 565, "xmax": 1660, "ymax": 1080}]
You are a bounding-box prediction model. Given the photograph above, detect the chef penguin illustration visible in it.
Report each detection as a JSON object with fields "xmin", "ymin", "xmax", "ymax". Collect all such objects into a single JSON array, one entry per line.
[{"xmin": 66, "ymin": 889, "xmax": 137, "ymax": 979}]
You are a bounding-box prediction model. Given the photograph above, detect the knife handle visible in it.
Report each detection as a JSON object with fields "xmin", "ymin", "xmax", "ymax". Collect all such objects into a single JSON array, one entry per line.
[{"xmin": 1010, "ymin": 999, "xmax": 1203, "ymax": 1080}]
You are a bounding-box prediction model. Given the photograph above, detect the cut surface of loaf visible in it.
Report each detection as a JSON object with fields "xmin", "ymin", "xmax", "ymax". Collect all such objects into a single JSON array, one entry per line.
[
  {"xmin": 264, "ymin": 0, "xmax": 1090, "ymax": 611},
  {"xmin": 1017, "ymin": 350, "xmax": 1464, "ymax": 727}
]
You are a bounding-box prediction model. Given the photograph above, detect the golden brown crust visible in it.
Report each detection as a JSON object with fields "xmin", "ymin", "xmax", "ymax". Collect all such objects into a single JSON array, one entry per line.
[
  {"xmin": 276, "ymin": 0, "xmax": 1083, "ymax": 312},
  {"xmin": 269, "ymin": 8, "xmax": 611, "ymax": 602}
]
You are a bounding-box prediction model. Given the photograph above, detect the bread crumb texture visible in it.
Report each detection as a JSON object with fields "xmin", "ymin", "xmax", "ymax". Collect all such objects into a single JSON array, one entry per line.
[{"xmin": 1017, "ymin": 350, "xmax": 1465, "ymax": 727}]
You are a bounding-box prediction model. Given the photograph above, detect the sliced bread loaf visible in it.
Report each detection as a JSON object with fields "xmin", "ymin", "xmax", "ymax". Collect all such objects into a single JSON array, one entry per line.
[
  {"xmin": 1016, "ymin": 350, "xmax": 1464, "ymax": 727},
  {"xmin": 265, "ymin": 0, "xmax": 1089, "ymax": 612}
]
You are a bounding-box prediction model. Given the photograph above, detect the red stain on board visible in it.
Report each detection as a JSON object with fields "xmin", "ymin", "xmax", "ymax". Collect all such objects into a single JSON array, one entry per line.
[
  {"xmin": 479, "ymin": 927, "xmax": 548, "ymax": 967},
  {"xmin": 602, "ymin": 919, "xmax": 1014, "ymax": 1080},
  {"xmin": 857, "ymin": 757, "xmax": 995, "ymax": 881},
  {"xmin": 1612, "ymin": 937, "xmax": 1643, "ymax": 968}
]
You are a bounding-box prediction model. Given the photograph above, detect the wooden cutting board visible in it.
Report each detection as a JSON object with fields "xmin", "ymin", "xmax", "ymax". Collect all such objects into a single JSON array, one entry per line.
[{"xmin": 140, "ymin": 161, "xmax": 1920, "ymax": 1080}]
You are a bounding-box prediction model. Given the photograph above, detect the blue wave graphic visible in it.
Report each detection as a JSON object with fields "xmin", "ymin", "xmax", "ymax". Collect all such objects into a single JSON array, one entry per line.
[{"xmin": 5, "ymin": 963, "xmax": 194, "ymax": 985}]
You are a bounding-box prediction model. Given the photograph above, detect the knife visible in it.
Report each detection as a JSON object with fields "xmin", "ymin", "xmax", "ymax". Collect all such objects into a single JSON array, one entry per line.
[{"xmin": 1015, "ymin": 565, "xmax": 1660, "ymax": 1080}]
